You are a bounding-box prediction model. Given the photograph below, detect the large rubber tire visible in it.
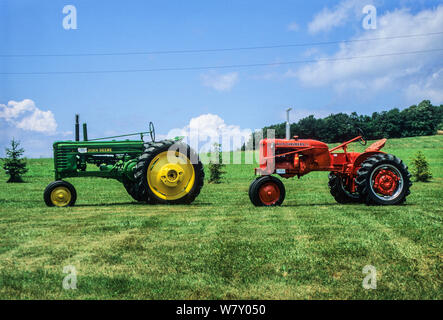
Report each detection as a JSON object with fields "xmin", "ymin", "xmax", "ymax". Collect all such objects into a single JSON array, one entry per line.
[
  {"xmin": 44, "ymin": 180, "xmax": 77, "ymax": 207},
  {"xmin": 122, "ymin": 178, "xmax": 146, "ymax": 202},
  {"xmin": 249, "ymin": 175, "xmax": 285, "ymax": 207},
  {"xmin": 356, "ymin": 153, "xmax": 412, "ymax": 205},
  {"xmin": 134, "ymin": 140, "xmax": 204, "ymax": 204},
  {"xmin": 328, "ymin": 172, "xmax": 361, "ymax": 204},
  {"xmin": 248, "ymin": 177, "xmax": 261, "ymax": 203}
]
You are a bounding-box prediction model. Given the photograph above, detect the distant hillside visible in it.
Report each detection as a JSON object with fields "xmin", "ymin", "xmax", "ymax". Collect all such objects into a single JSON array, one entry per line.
[{"xmin": 243, "ymin": 100, "xmax": 443, "ymax": 149}]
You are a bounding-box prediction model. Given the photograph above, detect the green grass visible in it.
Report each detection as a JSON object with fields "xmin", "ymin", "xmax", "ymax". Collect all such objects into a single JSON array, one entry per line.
[{"xmin": 0, "ymin": 135, "xmax": 442, "ymax": 299}]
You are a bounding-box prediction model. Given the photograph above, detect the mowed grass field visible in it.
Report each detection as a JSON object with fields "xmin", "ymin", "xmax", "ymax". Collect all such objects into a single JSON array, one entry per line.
[{"xmin": 0, "ymin": 135, "xmax": 442, "ymax": 299}]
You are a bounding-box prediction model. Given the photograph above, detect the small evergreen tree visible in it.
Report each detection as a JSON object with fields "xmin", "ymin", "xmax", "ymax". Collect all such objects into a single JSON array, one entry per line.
[
  {"xmin": 208, "ymin": 143, "xmax": 226, "ymax": 184},
  {"xmin": 2, "ymin": 138, "xmax": 28, "ymax": 183},
  {"xmin": 411, "ymin": 151, "xmax": 432, "ymax": 182}
]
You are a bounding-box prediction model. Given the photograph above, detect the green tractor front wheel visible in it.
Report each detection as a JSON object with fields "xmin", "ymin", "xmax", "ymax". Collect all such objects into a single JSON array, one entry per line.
[{"xmin": 44, "ymin": 180, "xmax": 77, "ymax": 207}]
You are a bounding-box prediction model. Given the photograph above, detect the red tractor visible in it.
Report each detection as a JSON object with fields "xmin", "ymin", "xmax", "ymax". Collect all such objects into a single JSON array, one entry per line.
[{"xmin": 249, "ymin": 132, "xmax": 412, "ymax": 206}]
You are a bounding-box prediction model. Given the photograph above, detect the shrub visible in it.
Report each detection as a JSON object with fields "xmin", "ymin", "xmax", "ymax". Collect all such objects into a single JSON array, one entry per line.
[
  {"xmin": 2, "ymin": 138, "xmax": 28, "ymax": 183},
  {"xmin": 208, "ymin": 143, "xmax": 226, "ymax": 184},
  {"xmin": 411, "ymin": 151, "xmax": 432, "ymax": 182}
]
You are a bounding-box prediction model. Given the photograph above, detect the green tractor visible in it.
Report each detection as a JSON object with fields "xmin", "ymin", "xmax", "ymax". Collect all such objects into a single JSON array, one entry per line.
[{"xmin": 44, "ymin": 115, "xmax": 204, "ymax": 207}]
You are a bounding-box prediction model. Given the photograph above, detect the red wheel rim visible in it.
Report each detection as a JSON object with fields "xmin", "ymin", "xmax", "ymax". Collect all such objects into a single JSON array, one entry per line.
[
  {"xmin": 372, "ymin": 168, "xmax": 399, "ymax": 196},
  {"xmin": 258, "ymin": 182, "xmax": 280, "ymax": 205}
]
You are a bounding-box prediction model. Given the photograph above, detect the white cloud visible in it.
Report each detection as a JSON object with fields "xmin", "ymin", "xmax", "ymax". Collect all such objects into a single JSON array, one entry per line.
[
  {"xmin": 0, "ymin": 99, "xmax": 34, "ymax": 121},
  {"xmin": 296, "ymin": 6, "xmax": 443, "ymax": 104},
  {"xmin": 16, "ymin": 108, "xmax": 57, "ymax": 133},
  {"xmin": 288, "ymin": 21, "xmax": 299, "ymax": 31},
  {"xmin": 166, "ymin": 113, "xmax": 252, "ymax": 152},
  {"xmin": 308, "ymin": 0, "xmax": 371, "ymax": 34},
  {"xmin": 0, "ymin": 99, "xmax": 57, "ymax": 134},
  {"xmin": 201, "ymin": 72, "xmax": 239, "ymax": 91},
  {"xmin": 406, "ymin": 68, "xmax": 443, "ymax": 104}
]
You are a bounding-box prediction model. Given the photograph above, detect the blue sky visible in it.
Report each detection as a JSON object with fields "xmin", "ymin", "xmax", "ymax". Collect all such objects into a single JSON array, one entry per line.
[{"xmin": 1, "ymin": 0, "xmax": 442, "ymax": 157}]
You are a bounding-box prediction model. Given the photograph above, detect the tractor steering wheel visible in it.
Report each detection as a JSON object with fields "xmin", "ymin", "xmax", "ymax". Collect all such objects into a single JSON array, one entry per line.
[
  {"xmin": 149, "ymin": 121, "xmax": 155, "ymax": 142},
  {"xmin": 357, "ymin": 127, "xmax": 367, "ymax": 146}
]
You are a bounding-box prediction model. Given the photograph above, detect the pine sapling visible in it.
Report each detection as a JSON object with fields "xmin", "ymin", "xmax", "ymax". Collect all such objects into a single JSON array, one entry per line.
[
  {"xmin": 411, "ymin": 151, "xmax": 432, "ymax": 182},
  {"xmin": 2, "ymin": 138, "xmax": 28, "ymax": 183},
  {"xmin": 208, "ymin": 143, "xmax": 226, "ymax": 184}
]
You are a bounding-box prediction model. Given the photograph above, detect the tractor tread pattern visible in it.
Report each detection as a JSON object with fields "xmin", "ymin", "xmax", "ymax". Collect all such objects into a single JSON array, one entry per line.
[
  {"xmin": 328, "ymin": 173, "xmax": 361, "ymax": 204},
  {"xmin": 134, "ymin": 139, "xmax": 204, "ymax": 205},
  {"xmin": 355, "ymin": 153, "xmax": 412, "ymax": 205},
  {"xmin": 122, "ymin": 178, "xmax": 146, "ymax": 202}
]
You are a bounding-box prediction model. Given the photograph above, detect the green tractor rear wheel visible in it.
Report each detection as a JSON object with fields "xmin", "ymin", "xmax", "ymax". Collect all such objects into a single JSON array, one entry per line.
[
  {"xmin": 122, "ymin": 178, "xmax": 146, "ymax": 202},
  {"xmin": 134, "ymin": 140, "xmax": 204, "ymax": 204}
]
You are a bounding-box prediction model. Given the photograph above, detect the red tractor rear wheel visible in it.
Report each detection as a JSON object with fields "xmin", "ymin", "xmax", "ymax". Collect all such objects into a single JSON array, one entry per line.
[
  {"xmin": 249, "ymin": 176, "xmax": 285, "ymax": 207},
  {"xmin": 328, "ymin": 173, "xmax": 361, "ymax": 204},
  {"xmin": 356, "ymin": 153, "xmax": 411, "ymax": 205}
]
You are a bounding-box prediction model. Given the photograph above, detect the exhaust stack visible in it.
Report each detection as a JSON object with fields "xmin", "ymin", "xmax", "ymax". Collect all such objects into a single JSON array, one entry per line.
[
  {"xmin": 83, "ymin": 123, "xmax": 88, "ymax": 141},
  {"xmin": 286, "ymin": 108, "xmax": 292, "ymax": 140},
  {"xmin": 75, "ymin": 114, "xmax": 80, "ymax": 141}
]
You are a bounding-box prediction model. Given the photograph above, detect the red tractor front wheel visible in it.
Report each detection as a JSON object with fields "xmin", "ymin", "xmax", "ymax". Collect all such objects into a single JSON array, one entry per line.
[{"xmin": 249, "ymin": 176, "xmax": 286, "ymax": 207}]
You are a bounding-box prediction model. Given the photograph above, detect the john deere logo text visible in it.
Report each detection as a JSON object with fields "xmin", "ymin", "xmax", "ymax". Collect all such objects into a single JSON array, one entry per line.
[{"xmin": 88, "ymin": 148, "xmax": 112, "ymax": 153}]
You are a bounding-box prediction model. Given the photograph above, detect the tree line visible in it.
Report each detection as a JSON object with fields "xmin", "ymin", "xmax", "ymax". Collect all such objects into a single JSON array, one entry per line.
[{"xmin": 243, "ymin": 100, "xmax": 443, "ymax": 149}]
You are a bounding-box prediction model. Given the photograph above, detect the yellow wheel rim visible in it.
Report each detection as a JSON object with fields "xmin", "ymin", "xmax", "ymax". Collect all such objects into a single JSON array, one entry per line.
[
  {"xmin": 50, "ymin": 186, "xmax": 72, "ymax": 207},
  {"xmin": 147, "ymin": 151, "xmax": 195, "ymax": 200}
]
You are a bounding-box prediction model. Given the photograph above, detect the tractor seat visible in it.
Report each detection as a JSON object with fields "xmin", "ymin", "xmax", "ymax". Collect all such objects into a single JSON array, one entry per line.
[{"xmin": 365, "ymin": 138, "xmax": 387, "ymax": 152}]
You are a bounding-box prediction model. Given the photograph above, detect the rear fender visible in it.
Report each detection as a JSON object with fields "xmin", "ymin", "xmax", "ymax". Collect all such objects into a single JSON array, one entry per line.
[
  {"xmin": 351, "ymin": 151, "xmax": 385, "ymax": 174},
  {"xmin": 365, "ymin": 138, "xmax": 387, "ymax": 152}
]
